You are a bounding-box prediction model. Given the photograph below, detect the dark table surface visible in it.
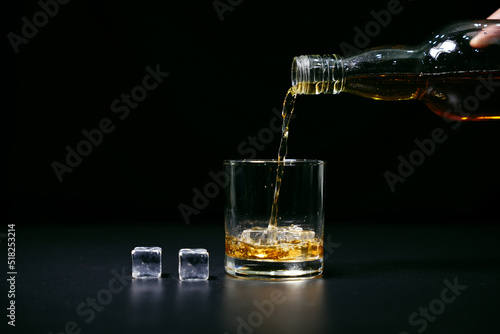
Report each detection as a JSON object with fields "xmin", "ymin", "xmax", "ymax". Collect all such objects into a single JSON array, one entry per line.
[{"xmin": 5, "ymin": 222, "xmax": 500, "ymax": 334}]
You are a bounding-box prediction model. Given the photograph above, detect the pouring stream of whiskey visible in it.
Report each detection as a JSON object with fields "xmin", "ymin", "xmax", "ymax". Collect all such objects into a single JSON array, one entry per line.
[{"xmin": 268, "ymin": 86, "xmax": 298, "ymax": 229}]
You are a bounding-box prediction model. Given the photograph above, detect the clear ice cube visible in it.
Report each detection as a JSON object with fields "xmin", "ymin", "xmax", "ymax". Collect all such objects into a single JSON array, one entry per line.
[
  {"xmin": 279, "ymin": 225, "xmax": 315, "ymax": 242},
  {"xmin": 241, "ymin": 225, "xmax": 315, "ymax": 246},
  {"xmin": 178, "ymin": 248, "xmax": 209, "ymax": 281},
  {"xmin": 131, "ymin": 247, "xmax": 162, "ymax": 279},
  {"xmin": 241, "ymin": 227, "xmax": 278, "ymax": 246}
]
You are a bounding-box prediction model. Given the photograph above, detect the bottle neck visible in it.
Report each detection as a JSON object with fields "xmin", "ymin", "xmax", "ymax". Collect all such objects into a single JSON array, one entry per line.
[{"xmin": 291, "ymin": 54, "xmax": 345, "ymax": 95}]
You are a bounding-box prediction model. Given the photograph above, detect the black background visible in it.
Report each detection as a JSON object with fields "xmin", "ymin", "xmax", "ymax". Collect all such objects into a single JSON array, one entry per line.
[
  {"xmin": 3, "ymin": 2, "xmax": 500, "ymax": 334},
  {"xmin": 4, "ymin": 0, "xmax": 500, "ymax": 225}
]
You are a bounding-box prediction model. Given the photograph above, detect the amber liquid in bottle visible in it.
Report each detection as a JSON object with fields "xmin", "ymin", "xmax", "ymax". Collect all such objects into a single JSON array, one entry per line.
[{"xmin": 340, "ymin": 71, "xmax": 500, "ymax": 120}]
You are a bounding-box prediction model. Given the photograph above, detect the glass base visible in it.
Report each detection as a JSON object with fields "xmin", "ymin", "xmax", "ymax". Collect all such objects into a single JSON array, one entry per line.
[{"xmin": 225, "ymin": 256, "xmax": 323, "ymax": 280}]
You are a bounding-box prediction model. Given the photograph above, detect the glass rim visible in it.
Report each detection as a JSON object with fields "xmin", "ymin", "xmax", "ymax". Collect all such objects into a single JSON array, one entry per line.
[{"xmin": 223, "ymin": 159, "xmax": 325, "ymax": 165}]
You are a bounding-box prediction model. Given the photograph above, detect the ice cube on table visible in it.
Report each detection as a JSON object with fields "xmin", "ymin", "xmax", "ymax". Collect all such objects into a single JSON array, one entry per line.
[
  {"xmin": 131, "ymin": 247, "xmax": 162, "ymax": 279},
  {"xmin": 178, "ymin": 248, "xmax": 209, "ymax": 281}
]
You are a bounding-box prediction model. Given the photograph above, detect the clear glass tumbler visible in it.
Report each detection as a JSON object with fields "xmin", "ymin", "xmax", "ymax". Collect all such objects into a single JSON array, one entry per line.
[{"xmin": 224, "ymin": 159, "xmax": 325, "ymax": 280}]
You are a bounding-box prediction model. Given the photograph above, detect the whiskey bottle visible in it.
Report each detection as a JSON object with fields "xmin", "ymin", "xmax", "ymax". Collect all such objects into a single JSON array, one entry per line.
[{"xmin": 292, "ymin": 21, "xmax": 500, "ymax": 120}]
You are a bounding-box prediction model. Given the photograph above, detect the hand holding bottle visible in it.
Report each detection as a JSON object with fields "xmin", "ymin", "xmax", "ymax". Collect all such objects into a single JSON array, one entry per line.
[{"xmin": 469, "ymin": 8, "xmax": 500, "ymax": 48}]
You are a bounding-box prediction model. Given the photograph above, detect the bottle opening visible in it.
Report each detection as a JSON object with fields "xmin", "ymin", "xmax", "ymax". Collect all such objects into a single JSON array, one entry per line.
[
  {"xmin": 291, "ymin": 56, "xmax": 306, "ymax": 88},
  {"xmin": 291, "ymin": 54, "xmax": 344, "ymax": 95}
]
